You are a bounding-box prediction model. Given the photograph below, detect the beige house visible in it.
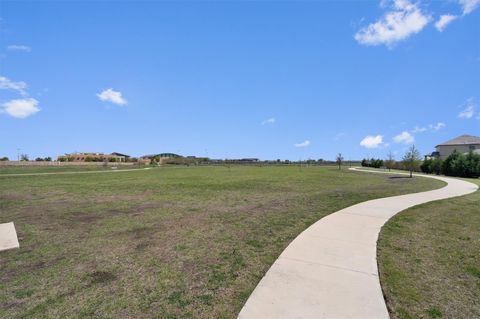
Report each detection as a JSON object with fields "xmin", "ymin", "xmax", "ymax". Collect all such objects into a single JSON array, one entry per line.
[
  {"xmin": 57, "ymin": 152, "xmax": 130, "ymax": 162},
  {"xmin": 432, "ymin": 135, "xmax": 480, "ymax": 159}
]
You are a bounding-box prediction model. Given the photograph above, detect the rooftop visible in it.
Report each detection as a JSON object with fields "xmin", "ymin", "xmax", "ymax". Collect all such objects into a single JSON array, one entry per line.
[{"xmin": 436, "ymin": 135, "xmax": 480, "ymax": 147}]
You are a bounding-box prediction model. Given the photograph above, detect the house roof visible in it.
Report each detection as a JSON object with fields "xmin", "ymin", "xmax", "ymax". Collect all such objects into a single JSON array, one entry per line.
[
  {"xmin": 140, "ymin": 153, "xmax": 182, "ymax": 159},
  {"xmin": 436, "ymin": 135, "xmax": 480, "ymax": 147},
  {"xmin": 111, "ymin": 152, "xmax": 130, "ymax": 157}
]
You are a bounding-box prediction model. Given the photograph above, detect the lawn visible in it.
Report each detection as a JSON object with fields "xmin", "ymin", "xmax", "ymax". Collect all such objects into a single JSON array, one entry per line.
[
  {"xmin": 378, "ymin": 178, "xmax": 480, "ymax": 319},
  {"xmin": 0, "ymin": 165, "xmax": 142, "ymax": 175},
  {"xmin": 0, "ymin": 165, "xmax": 444, "ymax": 319}
]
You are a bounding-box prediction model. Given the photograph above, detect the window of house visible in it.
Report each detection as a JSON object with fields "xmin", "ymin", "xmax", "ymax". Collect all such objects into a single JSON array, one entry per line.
[{"xmin": 470, "ymin": 145, "xmax": 476, "ymax": 151}]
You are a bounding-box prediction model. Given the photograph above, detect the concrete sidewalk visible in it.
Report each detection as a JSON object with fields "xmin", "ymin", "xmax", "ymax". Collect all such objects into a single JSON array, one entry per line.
[{"xmin": 238, "ymin": 168, "xmax": 478, "ymax": 319}]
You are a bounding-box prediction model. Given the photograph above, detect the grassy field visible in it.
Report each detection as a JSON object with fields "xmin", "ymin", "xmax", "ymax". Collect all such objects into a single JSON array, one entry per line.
[
  {"xmin": 378, "ymin": 178, "xmax": 480, "ymax": 319},
  {"xmin": 0, "ymin": 166, "xmax": 444, "ymax": 319},
  {"xmin": 0, "ymin": 165, "xmax": 142, "ymax": 175}
]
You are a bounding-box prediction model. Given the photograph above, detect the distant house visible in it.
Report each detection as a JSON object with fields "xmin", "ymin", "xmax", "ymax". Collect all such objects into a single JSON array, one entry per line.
[
  {"xmin": 57, "ymin": 152, "xmax": 130, "ymax": 162},
  {"xmin": 139, "ymin": 153, "xmax": 182, "ymax": 164},
  {"xmin": 429, "ymin": 135, "xmax": 480, "ymax": 159},
  {"xmin": 238, "ymin": 158, "xmax": 259, "ymax": 162},
  {"xmin": 140, "ymin": 153, "xmax": 182, "ymax": 160}
]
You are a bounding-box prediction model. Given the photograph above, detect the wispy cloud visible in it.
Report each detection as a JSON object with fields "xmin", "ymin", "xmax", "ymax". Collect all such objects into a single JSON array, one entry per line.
[
  {"xmin": 97, "ymin": 88, "xmax": 128, "ymax": 106},
  {"xmin": 7, "ymin": 44, "xmax": 31, "ymax": 52},
  {"xmin": 0, "ymin": 76, "xmax": 28, "ymax": 96},
  {"xmin": 460, "ymin": 0, "xmax": 480, "ymax": 15},
  {"xmin": 294, "ymin": 140, "xmax": 311, "ymax": 148},
  {"xmin": 411, "ymin": 122, "xmax": 446, "ymax": 133},
  {"xmin": 458, "ymin": 97, "xmax": 476, "ymax": 119},
  {"xmin": 334, "ymin": 132, "xmax": 347, "ymax": 141},
  {"xmin": 1, "ymin": 98, "xmax": 40, "ymax": 118},
  {"xmin": 430, "ymin": 122, "xmax": 446, "ymax": 131},
  {"xmin": 394, "ymin": 131, "xmax": 415, "ymax": 144},
  {"xmin": 412, "ymin": 125, "xmax": 428, "ymax": 133},
  {"xmin": 435, "ymin": 15, "xmax": 457, "ymax": 32},
  {"xmin": 354, "ymin": 0, "xmax": 431, "ymax": 48},
  {"xmin": 360, "ymin": 135, "xmax": 384, "ymax": 149},
  {"xmin": 459, "ymin": 105, "xmax": 475, "ymax": 119},
  {"xmin": 261, "ymin": 117, "xmax": 276, "ymax": 125}
]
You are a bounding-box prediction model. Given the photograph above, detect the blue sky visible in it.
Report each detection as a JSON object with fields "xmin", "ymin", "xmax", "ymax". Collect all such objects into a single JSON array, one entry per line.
[{"xmin": 1, "ymin": 0, "xmax": 479, "ymax": 161}]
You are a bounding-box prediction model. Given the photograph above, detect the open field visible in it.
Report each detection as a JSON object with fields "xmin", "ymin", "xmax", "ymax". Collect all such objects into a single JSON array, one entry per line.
[
  {"xmin": 0, "ymin": 166, "xmax": 444, "ymax": 319},
  {"xmin": 0, "ymin": 165, "xmax": 141, "ymax": 175},
  {"xmin": 378, "ymin": 178, "xmax": 480, "ymax": 319}
]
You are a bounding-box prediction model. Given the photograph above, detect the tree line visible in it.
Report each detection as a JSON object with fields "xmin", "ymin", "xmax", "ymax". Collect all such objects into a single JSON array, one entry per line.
[
  {"xmin": 361, "ymin": 146, "xmax": 480, "ymax": 179},
  {"xmin": 421, "ymin": 150, "xmax": 480, "ymax": 178}
]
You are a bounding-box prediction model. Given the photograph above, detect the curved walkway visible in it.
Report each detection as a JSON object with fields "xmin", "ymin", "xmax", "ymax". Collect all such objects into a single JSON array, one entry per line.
[{"xmin": 238, "ymin": 168, "xmax": 478, "ymax": 319}]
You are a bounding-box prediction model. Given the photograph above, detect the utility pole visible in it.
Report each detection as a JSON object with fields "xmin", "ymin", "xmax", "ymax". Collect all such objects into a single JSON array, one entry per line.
[{"xmin": 17, "ymin": 148, "xmax": 20, "ymax": 161}]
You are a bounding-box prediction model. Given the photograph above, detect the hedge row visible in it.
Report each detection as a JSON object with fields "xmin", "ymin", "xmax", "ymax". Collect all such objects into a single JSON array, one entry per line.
[
  {"xmin": 361, "ymin": 158, "xmax": 384, "ymax": 168},
  {"xmin": 421, "ymin": 150, "xmax": 480, "ymax": 178}
]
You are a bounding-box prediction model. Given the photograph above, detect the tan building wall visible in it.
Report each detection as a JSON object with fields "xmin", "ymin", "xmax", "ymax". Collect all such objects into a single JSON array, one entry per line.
[
  {"xmin": 436, "ymin": 144, "xmax": 480, "ymax": 159},
  {"xmin": 58, "ymin": 153, "xmax": 126, "ymax": 162}
]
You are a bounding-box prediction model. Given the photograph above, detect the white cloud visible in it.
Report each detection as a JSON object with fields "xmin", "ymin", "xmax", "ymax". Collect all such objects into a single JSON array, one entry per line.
[
  {"xmin": 7, "ymin": 44, "xmax": 31, "ymax": 52},
  {"xmin": 430, "ymin": 122, "xmax": 446, "ymax": 131},
  {"xmin": 0, "ymin": 76, "xmax": 27, "ymax": 95},
  {"xmin": 412, "ymin": 122, "xmax": 446, "ymax": 133},
  {"xmin": 96, "ymin": 88, "xmax": 127, "ymax": 106},
  {"xmin": 294, "ymin": 140, "xmax": 311, "ymax": 148},
  {"xmin": 394, "ymin": 131, "xmax": 415, "ymax": 144},
  {"xmin": 261, "ymin": 117, "xmax": 276, "ymax": 125},
  {"xmin": 460, "ymin": 0, "xmax": 480, "ymax": 15},
  {"xmin": 1, "ymin": 98, "xmax": 40, "ymax": 118},
  {"xmin": 459, "ymin": 105, "xmax": 475, "ymax": 119},
  {"xmin": 360, "ymin": 135, "xmax": 384, "ymax": 149},
  {"xmin": 412, "ymin": 125, "xmax": 428, "ymax": 133},
  {"xmin": 354, "ymin": 0, "xmax": 431, "ymax": 47},
  {"xmin": 435, "ymin": 14, "xmax": 457, "ymax": 32},
  {"xmin": 458, "ymin": 98, "xmax": 476, "ymax": 119}
]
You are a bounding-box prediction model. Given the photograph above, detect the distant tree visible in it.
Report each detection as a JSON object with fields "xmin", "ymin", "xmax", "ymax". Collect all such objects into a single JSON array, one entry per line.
[
  {"xmin": 45, "ymin": 157, "xmax": 52, "ymax": 162},
  {"xmin": 336, "ymin": 153, "xmax": 344, "ymax": 170},
  {"xmin": 20, "ymin": 154, "xmax": 29, "ymax": 161},
  {"xmin": 0, "ymin": 156, "xmax": 9, "ymax": 161},
  {"xmin": 385, "ymin": 152, "xmax": 395, "ymax": 172},
  {"xmin": 35, "ymin": 157, "xmax": 44, "ymax": 162},
  {"xmin": 403, "ymin": 145, "xmax": 421, "ymax": 178}
]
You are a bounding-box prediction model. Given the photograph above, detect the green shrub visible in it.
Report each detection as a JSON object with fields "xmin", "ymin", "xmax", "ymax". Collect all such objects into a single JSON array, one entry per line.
[
  {"xmin": 421, "ymin": 159, "xmax": 433, "ymax": 174},
  {"xmin": 361, "ymin": 158, "xmax": 384, "ymax": 168},
  {"xmin": 442, "ymin": 150, "xmax": 480, "ymax": 178},
  {"xmin": 431, "ymin": 158, "xmax": 443, "ymax": 175}
]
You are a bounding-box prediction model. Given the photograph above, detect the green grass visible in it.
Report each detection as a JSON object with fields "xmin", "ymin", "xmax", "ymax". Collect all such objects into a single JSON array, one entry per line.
[
  {"xmin": 0, "ymin": 165, "xmax": 444, "ymax": 319},
  {"xmin": 0, "ymin": 165, "xmax": 141, "ymax": 175},
  {"xmin": 378, "ymin": 178, "xmax": 480, "ymax": 319}
]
